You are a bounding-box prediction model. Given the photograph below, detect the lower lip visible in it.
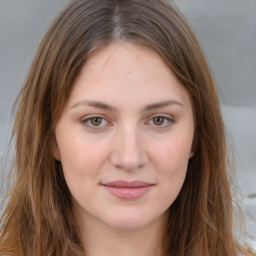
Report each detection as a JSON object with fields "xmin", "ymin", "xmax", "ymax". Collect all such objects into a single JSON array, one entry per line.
[{"xmin": 103, "ymin": 185, "xmax": 153, "ymax": 200}]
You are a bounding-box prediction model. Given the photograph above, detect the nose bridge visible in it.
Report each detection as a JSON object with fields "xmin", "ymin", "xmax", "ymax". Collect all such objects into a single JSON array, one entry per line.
[
  {"xmin": 122, "ymin": 125, "xmax": 141, "ymax": 156},
  {"xmin": 110, "ymin": 123, "xmax": 148, "ymax": 170}
]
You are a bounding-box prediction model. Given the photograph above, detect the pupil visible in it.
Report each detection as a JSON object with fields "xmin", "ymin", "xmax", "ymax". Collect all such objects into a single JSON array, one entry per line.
[
  {"xmin": 154, "ymin": 117, "xmax": 164, "ymax": 125},
  {"xmin": 92, "ymin": 117, "xmax": 102, "ymax": 126}
]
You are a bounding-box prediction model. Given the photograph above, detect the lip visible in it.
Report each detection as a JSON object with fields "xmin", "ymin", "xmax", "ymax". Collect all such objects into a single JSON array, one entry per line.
[{"xmin": 101, "ymin": 180, "xmax": 154, "ymax": 200}]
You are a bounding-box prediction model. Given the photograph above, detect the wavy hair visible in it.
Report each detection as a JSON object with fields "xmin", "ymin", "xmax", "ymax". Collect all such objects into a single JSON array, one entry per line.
[{"xmin": 0, "ymin": 0, "xmax": 254, "ymax": 255}]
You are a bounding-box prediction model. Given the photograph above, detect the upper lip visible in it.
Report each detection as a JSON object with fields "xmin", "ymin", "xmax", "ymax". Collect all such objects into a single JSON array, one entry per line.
[{"xmin": 102, "ymin": 180, "xmax": 153, "ymax": 188}]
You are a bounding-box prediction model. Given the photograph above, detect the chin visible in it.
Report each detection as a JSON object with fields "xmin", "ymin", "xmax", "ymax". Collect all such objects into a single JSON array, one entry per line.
[
  {"xmin": 106, "ymin": 219, "xmax": 149, "ymax": 231},
  {"xmin": 102, "ymin": 210, "xmax": 163, "ymax": 231}
]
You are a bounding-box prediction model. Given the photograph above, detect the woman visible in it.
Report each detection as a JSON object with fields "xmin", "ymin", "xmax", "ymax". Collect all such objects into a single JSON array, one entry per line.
[{"xmin": 0, "ymin": 0, "xmax": 254, "ymax": 255}]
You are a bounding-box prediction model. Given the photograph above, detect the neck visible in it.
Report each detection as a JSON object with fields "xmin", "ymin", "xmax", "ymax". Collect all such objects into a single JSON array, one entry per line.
[{"xmin": 75, "ymin": 210, "xmax": 166, "ymax": 256}]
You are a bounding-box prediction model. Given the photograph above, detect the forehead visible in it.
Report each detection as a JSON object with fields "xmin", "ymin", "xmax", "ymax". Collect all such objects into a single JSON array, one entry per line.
[
  {"xmin": 67, "ymin": 42, "xmax": 192, "ymax": 111},
  {"xmin": 82, "ymin": 42, "xmax": 175, "ymax": 84}
]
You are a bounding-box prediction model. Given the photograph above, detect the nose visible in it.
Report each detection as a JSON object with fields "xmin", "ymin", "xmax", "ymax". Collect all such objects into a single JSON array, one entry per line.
[{"xmin": 109, "ymin": 127, "xmax": 148, "ymax": 171}]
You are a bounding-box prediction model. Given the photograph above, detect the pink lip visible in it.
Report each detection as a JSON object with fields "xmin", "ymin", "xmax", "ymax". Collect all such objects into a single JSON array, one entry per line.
[{"xmin": 101, "ymin": 180, "xmax": 154, "ymax": 200}]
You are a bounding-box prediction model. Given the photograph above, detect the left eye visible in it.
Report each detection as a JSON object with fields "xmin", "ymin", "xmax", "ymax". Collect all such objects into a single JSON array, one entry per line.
[
  {"xmin": 82, "ymin": 116, "xmax": 108, "ymax": 128},
  {"xmin": 148, "ymin": 116, "xmax": 174, "ymax": 128}
]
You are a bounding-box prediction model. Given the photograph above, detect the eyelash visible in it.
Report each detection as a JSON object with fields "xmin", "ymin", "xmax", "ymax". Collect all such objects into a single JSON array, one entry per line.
[
  {"xmin": 146, "ymin": 115, "xmax": 174, "ymax": 128},
  {"xmin": 81, "ymin": 115, "xmax": 174, "ymax": 129}
]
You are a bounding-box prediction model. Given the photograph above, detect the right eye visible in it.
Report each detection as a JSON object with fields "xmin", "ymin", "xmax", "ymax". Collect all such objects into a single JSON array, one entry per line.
[{"xmin": 81, "ymin": 116, "xmax": 109, "ymax": 129}]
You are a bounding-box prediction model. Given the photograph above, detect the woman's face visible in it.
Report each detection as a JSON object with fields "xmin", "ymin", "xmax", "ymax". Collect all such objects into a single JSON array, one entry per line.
[{"xmin": 55, "ymin": 42, "xmax": 195, "ymax": 231}]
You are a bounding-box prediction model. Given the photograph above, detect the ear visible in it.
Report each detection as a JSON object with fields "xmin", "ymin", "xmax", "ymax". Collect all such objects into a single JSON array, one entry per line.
[
  {"xmin": 189, "ymin": 128, "xmax": 198, "ymax": 159},
  {"xmin": 189, "ymin": 150, "xmax": 194, "ymax": 158},
  {"xmin": 53, "ymin": 137, "xmax": 61, "ymax": 161}
]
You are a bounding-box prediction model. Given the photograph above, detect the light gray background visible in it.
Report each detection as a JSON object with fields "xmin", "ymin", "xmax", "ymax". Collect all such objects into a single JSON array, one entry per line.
[{"xmin": 0, "ymin": 0, "xmax": 255, "ymax": 244}]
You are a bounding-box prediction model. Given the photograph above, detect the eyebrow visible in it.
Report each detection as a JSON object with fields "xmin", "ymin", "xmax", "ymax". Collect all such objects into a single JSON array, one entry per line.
[
  {"xmin": 70, "ymin": 99, "xmax": 184, "ymax": 111},
  {"xmin": 71, "ymin": 100, "xmax": 117, "ymax": 111},
  {"xmin": 144, "ymin": 99, "xmax": 184, "ymax": 111}
]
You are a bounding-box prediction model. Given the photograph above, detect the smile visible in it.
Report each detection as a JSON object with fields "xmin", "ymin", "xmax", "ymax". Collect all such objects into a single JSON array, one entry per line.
[{"xmin": 101, "ymin": 180, "xmax": 154, "ymax": 200}]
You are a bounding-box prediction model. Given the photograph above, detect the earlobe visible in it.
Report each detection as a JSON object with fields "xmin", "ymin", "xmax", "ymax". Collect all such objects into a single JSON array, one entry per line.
[
  {"xmin": 190, "ymin": 128, "xmax": 198, "ymax": 159},
  {"xmin": 53, "ymin": 138, "xmax": 61, "ymax": 161},
  {"xmin": 54, "ymin": 147, "xmax": 61, "ymax": 161}
]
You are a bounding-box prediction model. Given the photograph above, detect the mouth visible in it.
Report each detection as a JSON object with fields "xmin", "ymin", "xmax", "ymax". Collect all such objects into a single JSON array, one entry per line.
[{"xmin": 101, "ymin": 180, "xmax": 154, "ymax": 200}]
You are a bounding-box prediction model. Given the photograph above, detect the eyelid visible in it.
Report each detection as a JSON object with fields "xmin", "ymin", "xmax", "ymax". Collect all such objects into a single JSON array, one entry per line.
[
  {"xmin": 81, "ymin": 115, "xmax": 111, "ymax": 129},
  {"xmin": 80, "ymin": 113, "xmax": 175, "ymax": 129},
  {"xmin": 145, "ymin": 114, "xmax": 175, "ymax": 128}
]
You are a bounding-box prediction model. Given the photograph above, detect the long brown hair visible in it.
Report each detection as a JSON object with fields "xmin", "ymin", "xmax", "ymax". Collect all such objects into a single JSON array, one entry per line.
[{"xmin": 0, "ymin": 0, "xmax": 254, "ymax": 255}]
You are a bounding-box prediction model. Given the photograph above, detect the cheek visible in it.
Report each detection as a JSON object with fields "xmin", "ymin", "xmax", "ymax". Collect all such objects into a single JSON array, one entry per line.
[
  {"xmin": 156, "ymin": 135, "xmax": 192, "ymax": 167},
  {"xmin": 56, "ymin": 130, "xmax": 109, "ymax": 180},
  {"xmin": 151, "ymin": 138, "xmax": 191, "ymax": 208},
  {"xmin": 58, "ymin": 138, "xmax": 110, "ymax": 203},
  {"xmin": 153, "ymin": 135, "xmax": 192, "ymax": 189}
]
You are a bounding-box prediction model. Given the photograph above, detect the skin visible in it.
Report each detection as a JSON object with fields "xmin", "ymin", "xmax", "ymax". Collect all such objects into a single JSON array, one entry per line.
[{"xmin": 55, "ymin": 42, "xmax": 195, "ymax": 256}]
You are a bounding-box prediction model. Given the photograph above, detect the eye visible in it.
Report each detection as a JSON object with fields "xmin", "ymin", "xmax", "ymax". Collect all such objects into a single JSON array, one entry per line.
[
  {"xmin": 81, "ymin": 116, "xmax": 109, "ymax": 129},
  {"xmin": 152, "ymin": 116, "xmax": 165, "ymax": 126},
  {"xmin": 147, "ymin": 115, "xmax": 174, "ymax": 128}
]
